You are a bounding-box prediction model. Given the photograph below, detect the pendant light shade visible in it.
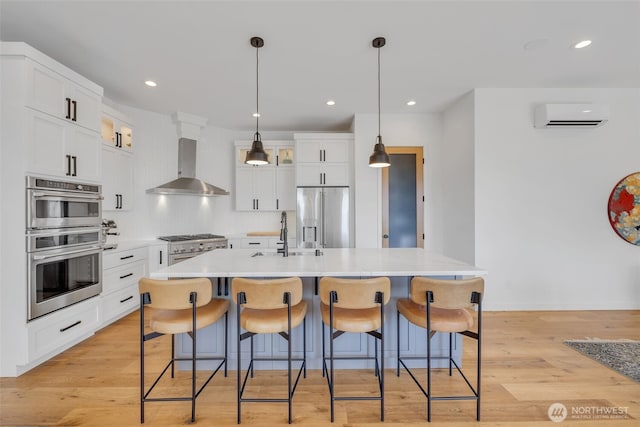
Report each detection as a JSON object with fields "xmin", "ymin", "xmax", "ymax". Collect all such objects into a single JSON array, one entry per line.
[
  {"xmin": 369, "ymin": 37, "xmax": 390, "ymax": 168},
  {"xmin": 369, "ymin": 135, "xmax": 390, "ymax": 167},
  {"xmin": 245, "ymin": 36, "xmax": 269, "ymax": 166}
]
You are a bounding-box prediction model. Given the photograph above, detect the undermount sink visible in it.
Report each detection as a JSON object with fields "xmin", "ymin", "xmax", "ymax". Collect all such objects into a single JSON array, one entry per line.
[{"xmin": 250, "ymin": 251, "xmax": 319, "ymax": 257}]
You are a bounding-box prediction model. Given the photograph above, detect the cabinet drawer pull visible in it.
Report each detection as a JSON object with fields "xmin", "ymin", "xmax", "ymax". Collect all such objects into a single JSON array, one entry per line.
[
  {"xmin": 65, "ymin": 97, "xmax": 71, "ymax": 119},
  {"xmin": 248, "ymin": 242, "xmax": 261, "ymax": 245},
  {"xmin": 119, "ymin": 272, "xmax": 134, "ymax": 279},
  {"xmin": 120, "ymin": 295, "xmax": 134, "ymax": 304},
  {"xmin": 60, "ymin": 320, "xmax": 81, "ymax": 332},
  {"xmin": 120, "ymin": 255, "xmax": 134, "ymax": 260}
]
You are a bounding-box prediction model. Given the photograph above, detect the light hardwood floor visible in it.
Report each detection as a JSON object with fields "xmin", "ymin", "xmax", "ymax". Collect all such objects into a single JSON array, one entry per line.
[{"xmin": 1, "ymin": 310, "xmax": 639, "ymax": 426}]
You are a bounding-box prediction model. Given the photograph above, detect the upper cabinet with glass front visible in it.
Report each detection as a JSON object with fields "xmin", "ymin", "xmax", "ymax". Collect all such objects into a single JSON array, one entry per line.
[
  {"xmin": 101, "ymin": 104, "xmax": 133, "ymax": 151},
  {"xmin": 234, "ymin": 140, "xmax": 295, "ymax": 211}
]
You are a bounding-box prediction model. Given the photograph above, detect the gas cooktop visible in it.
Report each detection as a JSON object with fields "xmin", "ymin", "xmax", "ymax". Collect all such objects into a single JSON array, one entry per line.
[{"xmin": 158, "ymin": 234, "xmax": 225, "ymax": 242}]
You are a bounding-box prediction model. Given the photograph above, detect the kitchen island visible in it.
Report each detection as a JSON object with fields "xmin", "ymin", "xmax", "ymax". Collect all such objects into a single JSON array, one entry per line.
[{"xmin": 150, "ymin": 248, "xmax": 487, "ymax": 370}]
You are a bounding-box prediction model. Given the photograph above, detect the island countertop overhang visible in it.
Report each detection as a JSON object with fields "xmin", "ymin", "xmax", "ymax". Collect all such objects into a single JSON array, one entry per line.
[{"xmin": 150, "ymin": 248, "xmax": 487, "ymax": 279}]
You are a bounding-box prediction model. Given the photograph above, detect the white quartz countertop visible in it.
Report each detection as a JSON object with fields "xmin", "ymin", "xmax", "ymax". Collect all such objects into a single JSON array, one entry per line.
[{"xmin": 150, "ymin": 248, "xmax": 487, "ymax": 279}]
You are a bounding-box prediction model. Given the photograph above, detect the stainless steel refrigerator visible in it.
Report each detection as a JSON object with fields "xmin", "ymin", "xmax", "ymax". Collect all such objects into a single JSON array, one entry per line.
[{"xmin": 296, "ymin": 186, "xmax": 351, "ymax": 248}]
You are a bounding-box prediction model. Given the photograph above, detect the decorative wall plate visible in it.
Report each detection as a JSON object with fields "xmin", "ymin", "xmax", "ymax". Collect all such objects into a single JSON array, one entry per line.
[{"xmin": 608, "ymin": 172, "xmax": 640, "ymax": 245}]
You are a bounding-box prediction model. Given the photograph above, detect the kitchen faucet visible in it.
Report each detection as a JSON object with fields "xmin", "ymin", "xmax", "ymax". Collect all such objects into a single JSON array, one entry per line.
[{"xmin": 277, "ymin": 211, "xmax": 289, "ymax": 257}]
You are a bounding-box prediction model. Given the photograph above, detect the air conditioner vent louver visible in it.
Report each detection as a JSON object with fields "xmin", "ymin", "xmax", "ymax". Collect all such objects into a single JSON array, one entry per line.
[{"xmin": 534, "ymin": 104, "xmax": 609, "ymax": 128}]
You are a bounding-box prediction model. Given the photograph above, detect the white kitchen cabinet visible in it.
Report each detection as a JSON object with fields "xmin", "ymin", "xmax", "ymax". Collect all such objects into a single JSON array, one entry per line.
[
  {"xmin": 1, "ymin": 42, "xmax": 104, "ymax": 376},
  {"xmin": 26, "ymin": 58, "xmax": 101, "ymax": 133},
  {"xmin": 236, "ymin": 167, "xmax": 277, "ymax": 211},
  {"xmin": 295, "ymin": 163, "xmax": 349, "ymax": 186},
  {"xmin": 235, "ymin": 140, "xmax": 295, "ymax": 212},
  {"xmin": 26, "ymin": 108, "xmax": 101, "ymax": 183},
  {"xmin": 100, "ymin": 246, "xmax": 147, "ymax": 327},
  {"xmin": 294, "ymin": 133, "xmax": 352, "ymax": 187},
  {"xmin": 101, "ymin": 104, "xmax": 133, "ymax": 151},
  {"xmin": 295, "ymin": 139, "xmax": 348, "ymax": 163},
  {"xmin": 240, "ymin": 236, "xmax": 270, "ymax": 249},
  {"xmin": 147, "ymin": 241, "xmax": 169, "ymax": 273},
  {"xmin": 102, "ymin": 145, "xmax": 133, "ymax": 211},
  {"xmin": 276, "ymin": 167, "xmax": 295, "ymax": 210},
  {"xmin": 27, "ymin": 297, "xmax": 100, "ymax": 364}
]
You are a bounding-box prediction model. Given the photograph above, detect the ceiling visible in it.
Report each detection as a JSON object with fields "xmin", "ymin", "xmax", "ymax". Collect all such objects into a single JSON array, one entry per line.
[{"xmin": 1, "ymin": 1, "xmax": 638, "ymax": 132}]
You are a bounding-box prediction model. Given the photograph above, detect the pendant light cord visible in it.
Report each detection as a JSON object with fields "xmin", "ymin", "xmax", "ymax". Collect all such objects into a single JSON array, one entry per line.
[
  {"xmin": 377, "ymin": 45, "xmax": 381, "ymax": 139},
  {"xmin": 255, "ymin": 44, "xmax": 260, "ymax": 135}
]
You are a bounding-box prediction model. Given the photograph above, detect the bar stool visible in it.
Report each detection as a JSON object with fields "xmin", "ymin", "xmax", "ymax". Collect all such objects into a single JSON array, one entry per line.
[
  {"xmin": 319, "ymin": 276, "xmax": 391, "ymax": 422},
  {"xmin": 396, "ymin": 276, "xmax": 484, "ymax": 422},
  {"xmin": 138, "ymin": 277, "xmax": 229, "ymax": 423},
  {"xmin": 232, "ymin": 277, "xmax": 308, "ymax": 424}
]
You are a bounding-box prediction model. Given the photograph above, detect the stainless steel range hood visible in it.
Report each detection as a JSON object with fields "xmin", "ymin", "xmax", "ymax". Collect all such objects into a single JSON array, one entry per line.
[
  {"xmin": 147, "ymin": 138, "xmax": 229, "ymax": 196},
  {"xmin": 147, "ymin": 112, "xmax": 229, "ymax": 197}
]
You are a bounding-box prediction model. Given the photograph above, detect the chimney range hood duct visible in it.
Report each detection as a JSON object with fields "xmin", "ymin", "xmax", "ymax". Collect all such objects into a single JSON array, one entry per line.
[{"xmin": 146, "ymin": 137, "xmax": 229, "ymax": 196}]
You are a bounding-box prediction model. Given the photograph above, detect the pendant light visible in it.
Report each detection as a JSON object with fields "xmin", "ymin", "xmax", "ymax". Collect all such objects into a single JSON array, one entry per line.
[
  {"xmin": 245, "ymin": 36, "xmax": 269, "ymax": 165},
  {"xmin": 369, "ymin": 37, "xmax": 390, "ymax": 168}
]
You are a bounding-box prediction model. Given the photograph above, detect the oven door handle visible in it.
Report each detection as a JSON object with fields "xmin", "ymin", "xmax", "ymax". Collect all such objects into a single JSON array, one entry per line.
[
  {"xmin": 31, "ymin": 191, "xmax": 103, "ymax": 201},
  {"xmin": 32, "ymin": 245, "xmax": 103, "ymax": 260}
]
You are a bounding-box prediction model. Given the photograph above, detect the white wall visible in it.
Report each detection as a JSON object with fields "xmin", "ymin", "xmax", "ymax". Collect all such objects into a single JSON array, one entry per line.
[
  {"xmin": 353, "ymin": 113, "xmax": 443, "ymax": 251},
  {"xmin": 474, "ymin": 88, "xmax": 640, "ymax": 310},
  {"xmin": 441, "ymin": 92, "xmax": 476, "ymax": 264},
  {"xmin": 107, "ymin": 104, "xmax": 295, "ymax": 239}
]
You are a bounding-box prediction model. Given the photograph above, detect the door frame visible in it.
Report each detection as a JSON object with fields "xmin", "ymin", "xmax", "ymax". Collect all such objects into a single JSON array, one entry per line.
[{"xmin": 381, "ymin": 146, "xmax": 424, "ymax": 248}]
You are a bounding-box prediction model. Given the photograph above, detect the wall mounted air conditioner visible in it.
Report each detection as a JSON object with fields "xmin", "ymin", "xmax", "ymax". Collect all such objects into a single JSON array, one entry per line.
[{"xmin": 534, "ymin": 104, "xmax": 609, "ymax": 128}]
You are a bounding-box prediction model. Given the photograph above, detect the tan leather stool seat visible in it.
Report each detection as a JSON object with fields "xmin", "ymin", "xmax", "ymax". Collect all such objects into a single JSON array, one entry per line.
[
  {"xmin": 149, "ymin": 299, "xmax": 230, "ymax": 335},
  {"xmin": 320, "ymin": 303, "xmax": 383, "ymax": 333},
  {"xmin": 241, "ymin": 300, "xmax": 308, "ymax": 334},
  {"xmin": 396, "ymin": 298, "xmax": 473, "ymax": 333}
]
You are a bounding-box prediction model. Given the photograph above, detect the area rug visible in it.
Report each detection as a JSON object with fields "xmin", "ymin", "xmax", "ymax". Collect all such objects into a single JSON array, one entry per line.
[{"xmin": 564, "ymin": 339, "xmax": 640, "ymax": 383}]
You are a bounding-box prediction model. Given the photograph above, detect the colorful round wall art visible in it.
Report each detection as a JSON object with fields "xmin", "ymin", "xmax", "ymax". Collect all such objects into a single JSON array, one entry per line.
[{"xmin": 608, "ymin": 172, "xmax": 640, "ymax": 245}]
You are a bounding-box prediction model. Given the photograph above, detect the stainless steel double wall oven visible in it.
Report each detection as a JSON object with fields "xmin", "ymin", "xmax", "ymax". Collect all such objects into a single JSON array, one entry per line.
[{"xmin": 26, "ymin": 176, "xmax": 103, "ymax": 320}]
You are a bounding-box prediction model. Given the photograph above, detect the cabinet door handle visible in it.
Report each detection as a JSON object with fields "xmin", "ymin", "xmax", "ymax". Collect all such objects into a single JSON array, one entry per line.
[
  {"xmin": 71, "ymin": 100, "xmax": 77, "ymax": 122},
  {"xmin": 60, "ymin": 320, "xmax": 81, "ymax": 332},
  {"xmin": 159, "ymin": 250, "xmax": 163, "ymax": 265},
  {"xmin": 119, "ymin": 272, "xmax": 133, "ymax": 280},
  {"xmin": 66, "ymin": 155, "xmax": 71, "ymax": 176},
  {"xmin": 276, "ymin": 199, "xmax": 279, "ymax": 210},
  {"xmin": 72, "ymin": 156, "xmax": 77, "ymax": 176},
  {"xmin": 276, "ymin": 155, "xmax": 279, "ymax": 166},
  {"xmin": 65, "ymin": 98, "xmax": 71, "ymax": 119},
  {"xmin": 256, "ymin": 199, "xmax": 259, "ymax": 210},
  {"xmin": 120, "ymin": 295, "xmax": 134, "ymax": 304}
]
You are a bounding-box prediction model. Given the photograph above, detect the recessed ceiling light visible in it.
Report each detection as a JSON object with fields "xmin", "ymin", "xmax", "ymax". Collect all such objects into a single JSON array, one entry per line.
[
  {"xmin": 252, "ymin": 113, "xmax": 261, "ymax": 118},
  {"xmin": 326, "ymin": 100, "xmax": 336, "ymax": 106},
  {"xmin": 573, "ymin": 40, "xmax": 592, "ymax": 49},
  {"xmin": 407, "ymin": 100, "xmax": 416, "ymax": 106},
  {"xmin": 144, "ymin": 80, "xmax": 157, "ymax": 87}
]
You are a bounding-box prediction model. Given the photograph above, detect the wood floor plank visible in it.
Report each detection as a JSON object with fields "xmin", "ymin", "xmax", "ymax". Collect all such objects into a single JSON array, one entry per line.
[{"xmin": 1, "ymin": 310, "xmax": 639, "ymax": 426}]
